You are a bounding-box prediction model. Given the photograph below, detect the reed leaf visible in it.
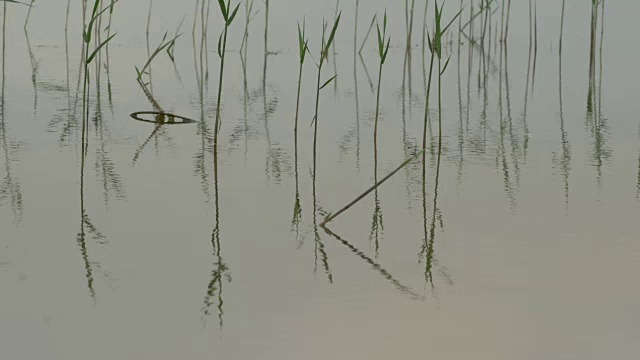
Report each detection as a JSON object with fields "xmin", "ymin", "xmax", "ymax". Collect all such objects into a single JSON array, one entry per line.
[
  {"xmin": 227, "ymin": 3, "xmax": 241, "ymax": 25},
  {"xmin": 87, "ymin": 33, "xmax": 116, "ymax": 64},
  {"xmin": 218, "ymin": 0, "xmax": 228, "ymax": 20},
  {"xmin": 319, "ymin": 75, "xmax": 338, "ymax": 90}
]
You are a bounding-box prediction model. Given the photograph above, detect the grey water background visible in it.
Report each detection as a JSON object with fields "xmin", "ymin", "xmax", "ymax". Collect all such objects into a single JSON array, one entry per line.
[{"xmin": 1, "ymin": 0, "xmax": 639, "ymax": 359}]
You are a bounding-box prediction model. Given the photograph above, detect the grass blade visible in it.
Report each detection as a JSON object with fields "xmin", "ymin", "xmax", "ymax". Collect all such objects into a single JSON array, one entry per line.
[
  {"xmin": 217, "ymin": 0, "xmax": 228, "ymax": 20},
  {"xmin": 319, "ymin": 74, "xmax": 338, "ymax": 90},
  {"xmin": 228, "ymin": 3, "xmax": 241, "ymax": 25},
  {"xmin": 323, "ymin": 12, "xmax": 341, "ymax": 58},
  {"xmin": 87, "ymin": 33, "xmax": 116, "ymax": 64}
]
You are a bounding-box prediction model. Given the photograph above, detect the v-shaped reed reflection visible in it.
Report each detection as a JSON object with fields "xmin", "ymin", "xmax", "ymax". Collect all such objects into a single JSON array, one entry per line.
[{"xmin": 323, "ymin": 226, "xmax": 422, "ymax": 300}]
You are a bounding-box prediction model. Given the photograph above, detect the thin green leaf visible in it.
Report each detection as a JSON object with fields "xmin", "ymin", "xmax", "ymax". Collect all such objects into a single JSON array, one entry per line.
[
  {"xmin": 383, "ymin": 11, "xmax": 387, "ymax": 33},
  {"xmin": 298, "ymin": 22, "xmax": 304, "ymax": 59},
  {"xmin": 376, "ymin": 23, "xmax": 383, "ymax": 57},
  {"xmin": 319, "ymin": 75, "xmax": 338, "ymax": 90},
  {"xmin": 440, "ymin": 56, "xmax": 451, "ymax": 75},
  {"xmin": 217, "ymin": 0, "xmax": 228, "ymax": 20},
  {"xmin": 90, "ymin": 0, "xmax": 101, "ymax": 19},
  {"xmin": 442, "ymin": 7, "xmax": 465, "ymax": 35},
  {"xmin": 227, "ymin": 3, "xmax": 241, "ymax": 25},
  {"xmin": 323, "ymin": 12, "xmax": 341, "ymax": 59},
  {"xmin": 86, "ymin": 0, "xmax": 119, "ymax": 44},
  {"xmin": 167, "ymin": 40, "xmax": 177, "ymax": 63},
  {"xmin": 217, "ymin": 32, "xmax": 224, "ymax": 58},
  {"xmin": 320, "ymin": 20, "xmax": 328, "ymax": 66},
  {"xmin": 302, "ymin": 40, "xmax": 309, "ymax": 64},
  {"xmin": 382, "ymin": 38, "xmax": 391, "ymax": 64},
  {"xmin": 87, "ymin": 33, "xmax": 116, "ymax": 64}
]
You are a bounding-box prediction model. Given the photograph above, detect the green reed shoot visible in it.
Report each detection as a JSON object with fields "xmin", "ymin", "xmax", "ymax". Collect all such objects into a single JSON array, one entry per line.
[
  {"xmin": 422, "ymin": 0, "xmax": 462, "ymax": 152},
  {"xmin": 425, "ymin": 0, "xmax": 460, "ymax": 149},
  {"xmin": 214, "ymin": 0, "xmax": 241, "ymax": 140},
  {"xmin": 82, "ymin": 0, "xmax": 117, "ymax": 123},
  {"xmin": 294, "ymin": 19, "xmax": 309, "ymax": 135},
  {"xmin": 312, "ymin": 13, "xmax": 341, "ymax": 150},
  {"xmin": 373, "ymin": 11, "xmax": 390, "ymax": 140}
]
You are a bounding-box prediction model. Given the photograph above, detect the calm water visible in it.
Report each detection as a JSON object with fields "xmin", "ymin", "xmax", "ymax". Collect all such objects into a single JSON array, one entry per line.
[{"xmin": 1, "ymin": 0, "xmax": 639, "ymax": 359}]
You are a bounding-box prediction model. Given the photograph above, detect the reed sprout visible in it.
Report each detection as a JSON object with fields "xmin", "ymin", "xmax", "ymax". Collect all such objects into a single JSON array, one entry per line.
[
  {"xmin": 82, "ymin": 0, "xmax": 118, "ymax": 129},
  {"xmin": 294, "ymin": 19, "xmax": 309, "ymax": 136},
  {"xmin": 312, "ymin": 13, "xmax": 341, "ymax": 153},
  {"xmin": 214, "ymin": 0, "xmax": 242, "ymax": 141},
  {"xmin": 423, "ymin": 1, "xmax": 462, "ymax": 153},
  {"xmin": 373, "ymin": 11, "xmax": 390, "ymax": 141}
]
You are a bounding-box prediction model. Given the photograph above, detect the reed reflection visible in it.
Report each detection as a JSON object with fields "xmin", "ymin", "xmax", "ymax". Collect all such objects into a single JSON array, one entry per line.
[
  {"xmin": 0, "ymin": 7, "xmax": 23, "ymax": 223},
  {"xmin": 202, "ymin": 147, "xmax": 230, "ymax": 328},
  {"xmin": 370, "ymin": 132, "xmax": 384, "ymax": 257},
  {"xmin": 312, "ymin": 152, "xmax": 333, "ymax": 283},
  {"xmin": 48, "ymin": 2, "xmax": 83, "ymax": 146},
  {"xmin": 93, "ymin": 49, "xmax": 125, "ymax": 206},
  {"xmin": 192, "ymin": 12, "xmax": 213, "ymax": 200},
  {"xmin": 323, "ymin": 226, "xmax": 422, "ymax": 300},
  {"xmin": 555, "ymin": 0, "xmax": 571, "ymax": 210},
  {"xmin": 24, "ymin": 29, "xmax": 38, "ymax": 114},
  {"xmin": 456, "ymin": 5, "xmax": 464, "ymax": 186},
  {"xmin": 76, "ymin": 6, "xmax": 111, "ymax": 300},
  {"xmin": 586, "ymin": 0, "xmax": 610, "ymax": 189}
]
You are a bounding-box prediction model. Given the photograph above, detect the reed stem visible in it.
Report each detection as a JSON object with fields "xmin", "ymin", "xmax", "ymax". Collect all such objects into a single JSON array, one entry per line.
[{"xmin": 321, "ymin": 149, "xmax": 424, "ymax": 226}]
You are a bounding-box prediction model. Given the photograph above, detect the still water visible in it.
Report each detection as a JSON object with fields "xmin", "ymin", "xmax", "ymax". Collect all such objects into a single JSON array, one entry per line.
[{"xmin": 1, "ymin": 0, "xmax": 639, "ymax": 359}]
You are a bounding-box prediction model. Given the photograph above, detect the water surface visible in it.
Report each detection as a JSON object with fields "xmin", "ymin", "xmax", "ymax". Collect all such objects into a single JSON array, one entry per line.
[{"xmin": 1, "ymin": 1, "xmax": 639, "ymax": 359}]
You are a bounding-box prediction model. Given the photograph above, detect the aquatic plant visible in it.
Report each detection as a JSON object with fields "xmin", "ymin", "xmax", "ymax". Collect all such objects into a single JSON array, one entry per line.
[
  {"xmin": 214, "ymin": 0, "xmax": 242, "ymax": 141},
  {"xmin": 82, "ymin": 0, "xmax": 117, "ymax": 130},
  {"xmin": 312, "ymin": 13, "xmax": 341, "ymax": 152},
  {"xmin": 373, "ymin": 11, "xmax": 390, "ymax": 141},
  {"xmin": 294, "ymin": 19, "xmax": 309, "ymax": 136},
  {"xmin": 422, "ymin": 0, "xmax": 462, "ymax": 152}
]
